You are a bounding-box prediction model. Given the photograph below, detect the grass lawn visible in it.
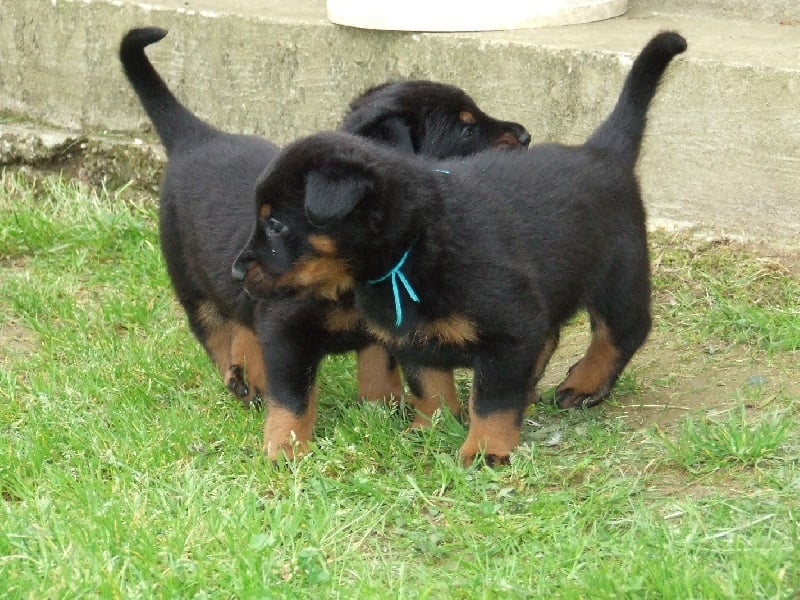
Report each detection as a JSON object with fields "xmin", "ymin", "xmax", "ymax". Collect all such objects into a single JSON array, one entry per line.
[{"xmin": 1, "ymin": 169, "xmax": 799, "ymax": 598}]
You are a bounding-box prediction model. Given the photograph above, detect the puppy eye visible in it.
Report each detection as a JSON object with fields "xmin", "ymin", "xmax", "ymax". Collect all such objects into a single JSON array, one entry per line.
[
  {"xmin": 460, "ymin": 123, "xmax": 476, "ymax": 139},
  {"xmin": 266, "ymin": 217, "xmax": 288, "ymax": 236}
]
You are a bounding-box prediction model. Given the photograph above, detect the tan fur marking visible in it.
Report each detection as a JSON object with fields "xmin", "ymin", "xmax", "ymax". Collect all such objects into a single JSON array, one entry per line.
[
  {"xmin": 528, "ymin": 334, "xmax": 559, "ymax": 405},
  {"xmin": 259, "ymin": 203, "xmax": 271, "ymax": 220},
  {"xmin": 459, "ymin": 393, "xmax": 520, "ymax": 466},
  {"xmin": 534, "ymin": 334, "xmax": 559, "ymax": 381},
  {"xmin": 421, "ymin": 314, "xmax": 478, "ymax": 346},
  {"xmin": 366, "ymin": 314, "xmax": 477, "ymax": 349},
  {"xmin": 558, "ymin": 319, "xmax": 620, "ymax": 395},
  {"xmin": 263, "ymin": 386, "xmax": 318, "ymax": 460},
  {"xmin": 196, "ymin": 300, "xmax": 225, "ymax": 331},
  {"xmin": 229, "ymin": 325, "xmax": 267, "ymax": 400},
  {"xmin": 243, "ymin": 263, "xmax": 275, "ymax": 297},
  {"xmin": 365, "ymin": 323, "xmax": 395, "ymax": 346},
  {"xmin": 493, "ymin": 131, "xmax": 522, "ymax": 148},
  {"xmin": 408, "ymin": 368, "xmax": 460, "ymax": 427},
  {"xmin": 196, "ymin": 301, "xmax": 234, "ymax": 375},
  {"xmin": 459, "ymin": 110, "xmax": 477, "ymax": 125},
  {"xmin": 324, "ymin": 306, "xmax": 363, "ymax": 333},
  {"xmin": 357, "ymin": 344, "xmax": 403, "ymax": 403},
  {"xmin": 308, "ymin": 234, "xmax": 338, "ymax": 256},
  {"xmin": 277, "ymin": 257, "xmax": 354, "ymax": 300}
]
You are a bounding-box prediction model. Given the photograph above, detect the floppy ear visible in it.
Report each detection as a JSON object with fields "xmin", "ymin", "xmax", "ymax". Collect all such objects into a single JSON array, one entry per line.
[
  {"xmin": 342, "ymin": 89, "xmax": 419, "ymax": 153},
  {"xmin": 304, "ymin": 169, "xmax": 370, "ymax": 228},
  {"xmin": 369, "ymin": 115, "xmax": 416, "ymax": 153},
  {"xmin": 345, "ymin": 109, "xmax": 417, "ymax": 153}
]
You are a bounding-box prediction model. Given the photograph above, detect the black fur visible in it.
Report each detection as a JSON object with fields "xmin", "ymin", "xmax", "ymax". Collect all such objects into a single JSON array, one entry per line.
[
  {"xmin": 233, "ymin": 32, "xmax": 687, "ymax": 464},
  {"xmin": 119, "ymin": 27, "xmax": 531, "ymax": 423}
]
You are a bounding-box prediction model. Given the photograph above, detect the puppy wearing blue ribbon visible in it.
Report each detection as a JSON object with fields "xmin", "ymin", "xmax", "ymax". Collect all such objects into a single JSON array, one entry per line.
[{"xmin": 234, "ymin": 32, "xmax": 686, "ymax": 465}]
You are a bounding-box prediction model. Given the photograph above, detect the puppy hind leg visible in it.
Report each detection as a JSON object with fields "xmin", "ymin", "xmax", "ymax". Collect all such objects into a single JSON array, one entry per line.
[
  {"xmin": 527, "ymin": 332, "xmax": 559, "ymax": 406},
  {"xmin": 191, "ymin": 301, "xmax": 240, "ymax": 393},
  {"xmin": 356, "ymin": 343, "xmax": 403, "ymax": 403},
  {"xmin": 556, "ymin": 286, "xmax": 650, "ymax": 409},
  {"xmin": 229, "ymin": 325, "xmax": 267, "ymax": 408},
  {"xmin": 404, "ymin": 366, "xmax": 461, "ymax": 427},
  {"xmin": 555, "ymin": 315, "xmax": 620, "ymax": 409}
]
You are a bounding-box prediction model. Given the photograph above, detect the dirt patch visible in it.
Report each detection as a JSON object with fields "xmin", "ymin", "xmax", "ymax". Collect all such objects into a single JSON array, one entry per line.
[
  {"xmin": 535, "ymin": 316, "xmax": 798, "ymax": 433},
  {"xmin": 0, "ymin": 321, "xmax": 39, "ymax": 362}
]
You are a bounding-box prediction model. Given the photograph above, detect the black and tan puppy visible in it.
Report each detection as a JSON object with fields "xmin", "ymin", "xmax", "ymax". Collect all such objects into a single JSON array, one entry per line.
[
  {"xmin": 119, "ymin": 27, "xmax": 530, "ymax": 416},
  {"xmin": 233, "ymin": 32, "xmax": 687, "ymax": 464}
]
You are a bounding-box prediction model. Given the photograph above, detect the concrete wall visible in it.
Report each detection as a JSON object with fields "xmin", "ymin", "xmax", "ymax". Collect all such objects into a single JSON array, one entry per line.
[{"xmin": 1, "ymin": 0, "xmax": 799, "ymax": 247}]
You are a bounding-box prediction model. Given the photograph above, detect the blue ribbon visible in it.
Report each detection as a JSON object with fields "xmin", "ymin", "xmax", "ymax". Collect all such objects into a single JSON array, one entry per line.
[{"xmin": 367, "ymin": 247, "xmax": 419, "ymax": 327}]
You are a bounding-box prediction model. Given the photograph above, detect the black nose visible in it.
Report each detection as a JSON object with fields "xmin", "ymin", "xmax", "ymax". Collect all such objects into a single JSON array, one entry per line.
[{"xmin": 516, "ymin": 129, "xmax": 531, "ymax": 147}]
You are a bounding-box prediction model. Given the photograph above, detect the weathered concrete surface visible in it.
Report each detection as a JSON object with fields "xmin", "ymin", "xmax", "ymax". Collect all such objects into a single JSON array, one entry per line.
[
  {"xmin": 1, "ymin": 0, "xmax": 798, "ymax": 247},
  {"xmin": 636, "ymin": 0, "xmax": 800, "ymax": 24}
]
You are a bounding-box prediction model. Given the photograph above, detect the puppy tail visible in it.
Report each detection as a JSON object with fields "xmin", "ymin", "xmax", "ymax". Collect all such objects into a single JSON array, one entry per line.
[
  {"xmin": 586, "ymin": 31, "xmax": 686, "ymax": 161},
  {"xmin": 119, "ymin": 27, "xmax": 216, "ymax": 156}
]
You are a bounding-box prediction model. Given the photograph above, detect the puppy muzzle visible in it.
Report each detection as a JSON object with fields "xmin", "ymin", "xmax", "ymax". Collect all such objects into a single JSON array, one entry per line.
[
  {"xmin": 515, "ymin": 128, "xmax": 532, "ymax": 147},
  {"xmin": 494, "ymin": 125, "xmax": 530, "ymax": 148}
]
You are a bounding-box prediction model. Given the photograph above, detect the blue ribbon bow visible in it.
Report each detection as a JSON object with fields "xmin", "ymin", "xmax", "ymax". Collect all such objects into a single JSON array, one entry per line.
[{"xmin": 367, "ymin": 247, "xmax": 420, "ymax": 327}]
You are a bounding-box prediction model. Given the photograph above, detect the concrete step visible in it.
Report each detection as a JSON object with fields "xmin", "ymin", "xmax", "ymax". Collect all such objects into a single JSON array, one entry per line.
[{"xmin": 1, "ymin": 0, "xmax": 798, "ymax": 247}]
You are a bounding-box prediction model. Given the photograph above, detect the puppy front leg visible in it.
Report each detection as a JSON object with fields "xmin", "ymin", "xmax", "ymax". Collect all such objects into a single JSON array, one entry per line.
[
  {"xmin": 263, "ymin": 386, "xmax": 318, "ymax": 461},
  {"xmin": 459, "ymin": 353, "xmax": 532, "ymax": 466},
  {"xmin": 260, "ymin": 335, "xmax": 322, "ymax": 461}
]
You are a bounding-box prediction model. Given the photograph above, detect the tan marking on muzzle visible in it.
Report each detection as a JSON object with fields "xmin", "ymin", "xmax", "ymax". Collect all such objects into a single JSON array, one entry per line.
[
  {"xmin": 493, "ymin": 131, "xmax": 523, "ymax": 148},
  {"xmin": 242, "ymin": 262, "xmax": 276, "ymax": 298},
  {"xmin": 276, "ymin": 256, "xmax": 354, "ymax": 300}
]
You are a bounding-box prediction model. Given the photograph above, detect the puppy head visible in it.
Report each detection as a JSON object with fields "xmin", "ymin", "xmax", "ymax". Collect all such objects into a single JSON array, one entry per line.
[
  {"xmin": 341, "ymin": 80, "xmax": 530, "ymax": 158},
  {"xmin": 232, "ymin": 132, "xmax": 412, "ymax": 301}
]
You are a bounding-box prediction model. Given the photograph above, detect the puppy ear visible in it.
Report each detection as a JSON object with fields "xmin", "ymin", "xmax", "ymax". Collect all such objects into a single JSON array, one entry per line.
[
  {"xmin": 369, "ymin": 116, "xmax": 416, "ymax": 153},
  {"xmin": 343, "ymin": 89, "xmax": 419, "ymax": 153},
  {"xmin": 304, "ymin": 169, "xmax": 370, "ymax": 228}
]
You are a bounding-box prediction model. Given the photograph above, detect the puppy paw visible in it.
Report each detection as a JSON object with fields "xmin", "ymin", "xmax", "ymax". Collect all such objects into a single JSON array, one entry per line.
[
  {"xmin": 226, "ymin": 364, "xmax": 250, "ymax": 397},
  {"xmin": 459, "ymin": 407, "xmax": 521, "ymax": 467},
  {"xmin": 226, "ymin": 365, "xmax": 264, "ymax": 409},
  {"xmin": 554, "ymin": 386, "xmax": 609, "ymax": 409},
  {"xmin": 459, "ymin": 447, "xmax": 512, "ymax": 468},
  {"xmin": 264, "ymin": 436, "xmax": 311, "ymax": 462},
  {"xmin": 263, "ymin": 396, "xmax": 317, "ymax": 461}
]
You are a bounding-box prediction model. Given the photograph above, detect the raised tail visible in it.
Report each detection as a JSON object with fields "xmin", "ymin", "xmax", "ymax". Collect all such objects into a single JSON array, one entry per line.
[
  {"xmin": 119, "ymin": 27, "xmax": 217, "ymax": 155},
  {"xmin": 586, "ymin": 31, "xmax": 687, "ymax": 161}
]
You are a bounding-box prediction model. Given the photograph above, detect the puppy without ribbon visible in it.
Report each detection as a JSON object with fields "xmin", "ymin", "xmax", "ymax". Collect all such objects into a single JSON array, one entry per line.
[{"xmin": 119, "ymin": 27, "xmax": 530, "ymax": 456}]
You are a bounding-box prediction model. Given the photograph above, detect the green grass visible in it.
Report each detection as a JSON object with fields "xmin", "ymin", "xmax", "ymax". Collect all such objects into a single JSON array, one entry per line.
[
  {"xmin": 1, "ymin": 170, "xmax": 799, "ymax": 598},
  {"xmin": 657, "ymin": 403, "xmax": 794, "ymax": 473},
  {"xmin": 651, "ymin": 237, "xmax": 800, "ymax": 352}
]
